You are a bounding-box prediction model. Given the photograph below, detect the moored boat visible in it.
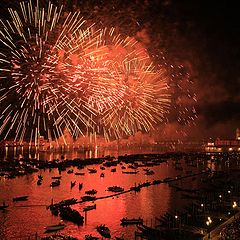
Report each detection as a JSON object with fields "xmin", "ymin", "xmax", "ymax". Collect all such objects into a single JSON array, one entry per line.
[
  {"xmin": 37, "ymin": 179, "xmax": 42, "ymax": 185},
  {"xmin": 79, "ymin": 183, "xmax": 83, "ymax": 190},
  {"xmin": 52, "ymin": 176, "xmax": 62, "ymax": 179},
  {"xmin": 59, "ymin": 206, "xmax": 84, "ymax": 225},
  {"xmin": 83, "ymin": 204, "xmax": 96, "ymax": 212},
  {"xmin": 85, "ymin": 234, "xmax": 99, "ymax": 240},
  {"xmin": 107, "ymin": 186, "xmax": 124, "ymax": 192},
  {"xmin": 88, "ymin": 168, "xmax": 97, "ymax": 173},
  {"xmin": 50, "ymin": 180, "xmax": 60, "ymax": 187},
  {"xmin": 75, "ymin": 172, "xmax": 85, "ymax": 176},
  {"xmin": 70, "ymin": 181, "xmax": 76, "ymax": 188},
  {"xmin": 96, "ymin": 224, "xmax": 111, "ymax": 238},
  {"xmin": 0, "ymin": 202, "xmax": 9, "ymax": 210},
  {"xmin": 44, "ymin": 223, "xmax": 65, "ymax": 232},
  {"xmin": 81, "ymin": 196, "xmax": 96, "ymax": 202},
  {"xmin": 85, "ymin": 189, "xmax": 97, "ymax": 195},
  {"xmin": 120, "ymin": 217, "xmax": 143, "ymax": 225},
  {"xmin": 13, "ymin": 196, "xmax": 28, "ymax": 201},
  {"xmin": 122, "ymin": 171, "xmax": 139, "ymax": 174}
]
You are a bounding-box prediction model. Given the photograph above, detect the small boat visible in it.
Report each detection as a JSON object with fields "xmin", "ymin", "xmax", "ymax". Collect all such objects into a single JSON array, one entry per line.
[
  {"xmin": 85, "ymin": 189, "xmax": 97, "ymax": 195},
  {"xmin": 50, "ymin": 180, "xmax": 60, "ymax": 187},
  {"xmin": 45, "ymin": 223, "xmax": 65, "ymax": 232},
  {"xmin": 152, "ymin": 179, "xmax": 162, "ymax": 185},
  {"xmin": 79, "ymin": 183, "xmax": 83, "ymax": 190},
  {"xmin": 38, "ymin": 175, "xmax": 43, "ymax": 180},
  {"xmin": 67, "ymin": 169, "xmax": 74, "ymax": 174},
  {"xmin": 13, "ymin": 196, "xmax": 28, "ymax": 202},
  {"xmin": 128, "ymin": 165, "xmax": 137, "ymax": 169},
  {"xmin": 77, "ymin": 165, "xmax": 84, "ymax": 169},
  {"xmin": 122, "ymin": 171, "xmax": 139, "ymax": 174},
  {"xmin": 81, "ymin": 196, "xmax": 96, "ymax": 202},
  {"xmin": 71, "ymin": 181, "xmax": 76, "ymax": 188},
  {"xmin": 107, "ymin": 186, "xmax": 124, "ymax": 192},
  {"xmin": 75, "ymin": 172, "xmax": 85, "ymax": 176},
  {"xmin": 59, "ymin": 207, "xmax": 84, "ymax": 225},
  {"xmin": 37, "ymin": 179, "xmax": 42, "ymax": 185},
  {"xmin": 0, "ymin": 202, "xmax": 9, "ymax": 210},
  {"xmin": 100, "ymin": 173, "xmax": 105, "ymax": 178},
  {"xmin": 83, "ymin": 204, "xmax": 96, "ymax": 212},
  {"xmin": 85, "ymin": 234, "xmax": 99, "ymax": 240},
  {"xmin": 145, "ymin": 170, "xmax": 154, "ymax": 175},
  {"xmin": 120, "ymin": 217, "xmax": 143, "ymax": 225},
  {"xmin": 96, "ymin": 224, "xmax": 111, "ymax": 238},
  {"xmin": 52, "ymin": 176, "xmax": 62, "ymax": 179},
  {"xmin": 88, "ymin": 168, "xmax": 97, "ymax": 173}
]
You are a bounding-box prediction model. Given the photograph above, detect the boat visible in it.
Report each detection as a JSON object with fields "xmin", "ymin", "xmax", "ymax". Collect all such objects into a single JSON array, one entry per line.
[
  {"xmin": 152, "ymin": 179, "xmax": 162, "ymax": 185},
  {"xmin": 37, "ymin": 179, "xmax": 42, "ymax": 185},
  {"xmin": 85, "ymin": 234, "xmax": 99, "ymax": 240},
  {"xmin": 75, "ymin": 172, "xmax": 85, "ymax": 176},
  {"xmin": 52, "ymin": 176, "xmax": 62, "ymax": 179},
  {"xmin": 77, "ymin": 165, "xmax": 84, "ymax": 170},
  {"xmin": 122, "ymin": 171, "xmax": 139, "ymax": 174},
  {"xmin": 67, "ymin": 169, "xmax": 74, "ymax": 174},
  {"xmin": 13, "ymin": 196, "xmax": 28, "ymax": 201},
  {"xmin": 107, "ymin": 186, "xmax": 124, "ymax": 192},
  {"xmin": 50, "ymin": 180, "xmax": 60, "ymax": 187},
  {"xmin": 70, "ymin": 181, "xmax": 76, "ymax": 188},
  {"xmin": 83, "ymin": 204, "xmax": 96, "ymax": 212},
  {"xmin": 81, "ymin": 196, "xmax": 96, "ymax": 202},
  {"xmin": 58, "ymin": 198, "xmax": 78, "ymax": 206},
  {"xmin": 120, "ymin": 217, "xmax": 143, "ymax": 225},
  {"xmin": 96, "ymin": 224, "xmax": 111, "ymax": 238},
  {"xmin": 44, "ymin": 223, "xmax": 65, "ymax": 232},
  {"xmin": 145, "ymin": 170, "xmax": 154, "ymax": 175},
  {"xmin": 100, "ymin": 173, "xmax": 105, "ymax": 177},
  {"xmin": 128, "ymin": 164, "xmax": 138, "ymax": 169},
  {"xmin": 79, "ymin": 183, "xmax": 83, "ymax": 190},
  {"xmin": 0, "ymin": 202, "xmax": 9, "ymax": 210},
  {"xmin": 88, "ymin": 168, "xmax": 97, "ymax": 173},
  {"xmin": 38, "ymin": 175, "xmax": 43, "ymax": 180},
  {"xmin": 59, "ymin": 206, "xmax": 84, "ymax": 225},
  {"xmin": 85, "ymin": 189, "xmax": 97, "ymax": 195}
]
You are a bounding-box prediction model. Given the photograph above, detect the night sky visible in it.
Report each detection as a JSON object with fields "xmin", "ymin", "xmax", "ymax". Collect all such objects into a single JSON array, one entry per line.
[{"xmin": 0, "ymin": 0, "xmax": 239, "ymax": 141}]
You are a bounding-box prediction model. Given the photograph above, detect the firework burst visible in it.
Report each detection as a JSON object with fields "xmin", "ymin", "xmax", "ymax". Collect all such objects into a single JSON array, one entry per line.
[
  {"xmin": 0, "ymin": 0, "xmax": 171, "ymax": 144},
  {"xmin": 0, "ymin": 0, "xmax": 99, "ymax": 144}
]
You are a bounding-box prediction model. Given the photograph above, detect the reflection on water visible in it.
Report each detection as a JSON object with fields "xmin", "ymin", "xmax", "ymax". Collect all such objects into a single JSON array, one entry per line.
[
  {"xmin": 0, "ymin": 148, "xmax": 214, "ymax": 239},
  {"xmin": 2, "ymin": 145, "xmax": 161, "ymax": 161}
]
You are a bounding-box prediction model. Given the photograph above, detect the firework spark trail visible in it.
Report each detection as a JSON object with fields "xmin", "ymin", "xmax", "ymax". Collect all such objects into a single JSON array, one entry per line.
[
  {"xmin": 0, "ymin": 0, "xmax": 99, "ymax": 145},
  {"xmin": 0, "ymin": 0, "xmax": 171, "ymax": 144},
  {"xmin": 58, "ymin": 26, "xmax": 171, "ymax": 138}
]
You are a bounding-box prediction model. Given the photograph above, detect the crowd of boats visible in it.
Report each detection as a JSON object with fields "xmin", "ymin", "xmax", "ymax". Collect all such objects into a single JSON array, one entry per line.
[{"xmin": 1, "ymin": 151, "xmax": 240, "ymax": 239}]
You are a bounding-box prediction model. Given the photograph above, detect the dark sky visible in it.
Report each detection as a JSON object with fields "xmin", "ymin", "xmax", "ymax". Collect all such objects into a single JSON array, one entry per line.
[
  {"xmin": 133, "ymin": 0, "xmax": 240, "ymax": 139},
  {"xmin": 158, "ymin": 0, "xmax": 240, "ymax": 139},
  {"xmin": 0, "ymin": 0, "xmax": 239, "ymax": 141}
]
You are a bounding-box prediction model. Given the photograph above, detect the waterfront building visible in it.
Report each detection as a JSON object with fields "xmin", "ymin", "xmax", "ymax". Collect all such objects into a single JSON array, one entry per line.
[{"xmin": 205, "ymin": 128, "xmax": 240, "ymax": 153}]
